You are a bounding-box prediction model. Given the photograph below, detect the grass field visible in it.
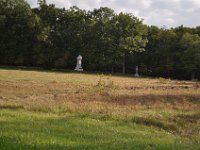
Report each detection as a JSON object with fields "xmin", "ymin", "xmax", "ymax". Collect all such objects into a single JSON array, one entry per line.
[{"xmin": 0, "ymin": 68, "xmax": 200, "ymax": 150}]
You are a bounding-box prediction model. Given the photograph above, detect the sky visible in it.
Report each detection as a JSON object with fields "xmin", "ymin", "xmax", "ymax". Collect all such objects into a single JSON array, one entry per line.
[{"xmin": 27, "ymin": 0, "xmax": 200, "ymax": 28}]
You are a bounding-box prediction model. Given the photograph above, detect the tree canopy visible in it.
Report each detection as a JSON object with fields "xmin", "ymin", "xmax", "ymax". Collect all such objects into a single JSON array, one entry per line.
[{"xmin": 0, "ymin": 0, "xmax": 200, "ymax": 80}]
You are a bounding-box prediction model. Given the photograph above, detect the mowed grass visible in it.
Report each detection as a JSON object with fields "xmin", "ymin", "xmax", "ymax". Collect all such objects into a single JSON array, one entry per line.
[{"xmin": 0, "ymin": 68, "xmax": 200, "ymax": 149}]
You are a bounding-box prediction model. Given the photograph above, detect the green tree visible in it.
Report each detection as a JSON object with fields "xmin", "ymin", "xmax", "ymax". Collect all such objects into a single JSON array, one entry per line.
[
  {"xmin": 86, "ymin": 7, "xmax": 115, "ymax": 71},
  {"xmin": 110, "ymin": 13, "xmax": 148, "ymax": 73},
  {"xmin": 180, "ymin": 33, "xmax": 200, "ymax": 79},
  {"xmin": 0, "ymin": 0, "xmax": 38, "ymax": 66}
]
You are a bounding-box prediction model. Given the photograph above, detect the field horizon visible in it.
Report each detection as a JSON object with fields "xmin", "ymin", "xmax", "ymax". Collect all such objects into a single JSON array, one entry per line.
[{"xmin": 0, "ymin": 68, "xmax": 200, "ymax": 150}]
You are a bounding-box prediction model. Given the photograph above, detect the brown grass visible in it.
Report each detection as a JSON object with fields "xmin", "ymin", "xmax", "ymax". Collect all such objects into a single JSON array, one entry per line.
[{"xmin": 0, "ymin": 69, "xmax": 200, "ymax": 138}]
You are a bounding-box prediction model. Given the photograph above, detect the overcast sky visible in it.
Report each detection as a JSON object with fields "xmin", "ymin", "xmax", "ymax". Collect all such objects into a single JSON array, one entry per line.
[{"xmin": 27, "ymin": 0, "xmax": 200, "ymax": 28}]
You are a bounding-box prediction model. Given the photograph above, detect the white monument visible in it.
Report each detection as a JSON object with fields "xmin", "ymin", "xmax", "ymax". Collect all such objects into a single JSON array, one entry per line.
[
  {"xmin": 74, "ymin": 55, "xmax": 83, "ymax": 71},
  {"xmin": 134, "ymin": 66, "xmax": 139, "ymax": 77}
]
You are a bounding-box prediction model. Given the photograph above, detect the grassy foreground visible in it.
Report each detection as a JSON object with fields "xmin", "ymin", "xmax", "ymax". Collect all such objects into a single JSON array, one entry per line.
[{"xmin": 0, "ymin": 68, "xmax": 200, "ymax": 149}]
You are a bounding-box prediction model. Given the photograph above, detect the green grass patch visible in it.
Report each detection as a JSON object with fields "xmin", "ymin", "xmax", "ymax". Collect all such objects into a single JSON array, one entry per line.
[{"xmin": 0, "ymin": 109, "xmax": 199, "ymax": 150}]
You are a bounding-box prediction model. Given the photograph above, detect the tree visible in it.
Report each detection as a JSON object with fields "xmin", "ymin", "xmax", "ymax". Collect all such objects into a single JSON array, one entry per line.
[
  {"xmin": 110, "ymin": 13, "xmax": 148, "ymax": 73},
  {"xmin": 180, "ymin": 33, "xmax": 200, "ymax": 79},
  {"xmin": 0, "ymin": 0, "xmax": 38, "ymax": 66},
  {"xmin": 1, "ymin": 2, "xmax": 200, "ymax": 80},
  {"xmin": 86, "ymin": 7, "xmax": 115, "ymax": 71}
]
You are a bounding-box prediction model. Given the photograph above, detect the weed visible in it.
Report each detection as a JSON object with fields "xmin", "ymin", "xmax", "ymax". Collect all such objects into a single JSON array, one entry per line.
[
  {"xmin": 158, "ymin": 77, "xmax": 170, "ymax": 84},
  {"xmin": 95, "ymin": 75, "xmax": 117, "ymax": 94}
]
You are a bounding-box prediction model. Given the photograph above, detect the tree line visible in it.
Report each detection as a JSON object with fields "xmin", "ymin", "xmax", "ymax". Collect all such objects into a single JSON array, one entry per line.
[{"xmin": 0, "ymin": 0, "xmax": 200, "ymax": 80}]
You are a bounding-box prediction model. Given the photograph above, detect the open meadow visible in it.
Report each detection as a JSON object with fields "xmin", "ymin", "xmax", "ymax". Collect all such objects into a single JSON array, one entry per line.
[{"xmin": 0, "ymin": 68, "xmax": 200, "ymax": 150}]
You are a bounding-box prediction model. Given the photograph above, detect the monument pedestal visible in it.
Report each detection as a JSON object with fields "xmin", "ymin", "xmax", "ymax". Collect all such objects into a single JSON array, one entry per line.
[
  {"xmin": 134, "ymin": 73, "xmax": 139, "ymax": 77},
  {"xmin": 75, "ymin": 65, "xmax": 83, "ymax": 71}
]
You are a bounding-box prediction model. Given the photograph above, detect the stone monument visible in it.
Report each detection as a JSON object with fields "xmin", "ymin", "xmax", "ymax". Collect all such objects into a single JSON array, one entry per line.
[
  {"xmin": 74, "ymin": 55, "xmax": 83, "ymax": 71},
  {"xmin": 134, "ymin": 66, "xmax": 139, "ymax": 77}
]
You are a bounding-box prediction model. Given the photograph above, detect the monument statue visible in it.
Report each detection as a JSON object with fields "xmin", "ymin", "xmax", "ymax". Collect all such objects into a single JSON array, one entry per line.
[
  {"xmin": 74, "ymin": 55, "xmax": 83, "ymax": 71},
  {"xmin": 134, "ymin": 66, "xmax": 139, "ymax": 77}
]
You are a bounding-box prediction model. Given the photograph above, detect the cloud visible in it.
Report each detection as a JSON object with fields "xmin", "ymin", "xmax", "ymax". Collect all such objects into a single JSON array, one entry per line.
[{"xmin": 26, "ymin": 0, "xmax": 200, "ymax": 27}]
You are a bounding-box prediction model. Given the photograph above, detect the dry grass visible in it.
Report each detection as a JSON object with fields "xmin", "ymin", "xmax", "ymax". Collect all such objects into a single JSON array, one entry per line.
[{"xmin": 0, "ymin": 68, "xmax": 200, "ymax": 139}]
